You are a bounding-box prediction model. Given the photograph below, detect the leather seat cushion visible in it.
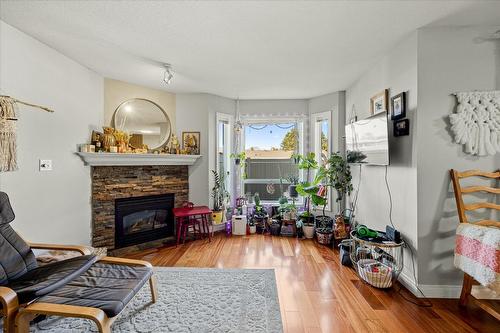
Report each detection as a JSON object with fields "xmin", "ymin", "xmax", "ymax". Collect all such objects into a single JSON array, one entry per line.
[
  {"xmin": 36, "ymin": 261, "xmax": 153, "ymax": 317},
  {"xmin": 8, "ymin": 255, "xmax": 97, "ymax": 304}
]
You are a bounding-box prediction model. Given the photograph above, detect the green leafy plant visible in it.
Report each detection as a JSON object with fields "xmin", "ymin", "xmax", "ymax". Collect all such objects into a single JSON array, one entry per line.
[
  {"xmin": 211, "ymin": 170, "xmax": 230, "ymax": 212},
  {"xmin": 294, "ymin": 153, "xmax": 324, "ymax": 222},
  {"xmin": 230, "ymin": 152, "xmax": 247, "ymax": 179},
  {"xmin": 324, "ymin": 152, "xmax": 353, "ymax": 213}
]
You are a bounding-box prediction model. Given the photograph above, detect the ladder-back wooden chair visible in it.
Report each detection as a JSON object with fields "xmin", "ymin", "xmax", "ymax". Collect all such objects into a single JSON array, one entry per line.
[{"xmin": 450, "ymin": 169, "xmax": 500, "ymax": 320}]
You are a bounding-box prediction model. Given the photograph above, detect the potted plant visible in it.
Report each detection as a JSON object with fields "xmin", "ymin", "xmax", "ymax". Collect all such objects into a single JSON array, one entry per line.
[
  {"xmin": 248, "ymin": 219, "xmax": 256, "ymax": 234},
  {"xmin": 287, "ymin": 174, "xmax": 300, "ymax": 198},
  {"xmin": 295, "ymin": 153, "xmax": 320, "ymax": 238},
  {"xmin": 230, "ymin": 152, "xmax": 247, "ymax": 179},
  {"xmin": 252, "ymin": 193, "xmax": 268, "ymax": 233},
  {"xmin": 211, "ymin": 170, "xmax": 230, "ymax": 224},
  {"xmin": 325, "ymin": 152, "xmax": 353, "ymax": 241}
]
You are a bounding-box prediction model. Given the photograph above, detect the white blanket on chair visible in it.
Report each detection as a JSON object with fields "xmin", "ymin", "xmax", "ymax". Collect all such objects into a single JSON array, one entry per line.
[{"xmin": 454, "ymin": 223, "xmax": 500, "ymax": 294}]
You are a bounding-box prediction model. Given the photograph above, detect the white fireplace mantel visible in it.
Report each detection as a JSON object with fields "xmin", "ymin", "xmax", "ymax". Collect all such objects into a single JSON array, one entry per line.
[{"xmin": 76, "ymin": 152, "xmax": 201, "ymax": 166}]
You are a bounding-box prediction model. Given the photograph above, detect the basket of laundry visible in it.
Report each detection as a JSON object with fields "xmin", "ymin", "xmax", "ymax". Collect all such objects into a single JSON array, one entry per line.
[{"xmin": 350, "ymin": 231, "xmax": 404, "ymax": 288}]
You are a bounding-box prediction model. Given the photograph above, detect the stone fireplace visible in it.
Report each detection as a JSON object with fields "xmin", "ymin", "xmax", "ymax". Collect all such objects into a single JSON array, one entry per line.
[{"xmin": 91, "ymin": 165, "xmax": 189, "ymax": 255}]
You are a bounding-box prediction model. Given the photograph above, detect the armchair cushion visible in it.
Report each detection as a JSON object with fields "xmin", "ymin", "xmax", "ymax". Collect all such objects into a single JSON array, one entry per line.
[
  {"xmin": 8, "ymin": 255, "xmax": 97, "ymax": 304},
  {"xmin": 36, "ymin": 261, "xmax": 153, "ymax": 317},
  {"xmin": 0, "ymin": 192, "xmax": 38, "ymax": 285}
]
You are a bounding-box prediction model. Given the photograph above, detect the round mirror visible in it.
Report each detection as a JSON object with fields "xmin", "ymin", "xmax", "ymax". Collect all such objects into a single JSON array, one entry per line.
[{"xmin": 113, "ymin": 98, "xmax": 171, "ymax": 150}]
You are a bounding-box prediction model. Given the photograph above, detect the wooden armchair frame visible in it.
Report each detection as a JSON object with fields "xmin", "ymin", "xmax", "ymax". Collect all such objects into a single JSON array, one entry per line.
[
  {"xmin": 1, "ymin": 243, "xmax": 157, "ymax": 333},
  {"xmin": 450, "ymin": 169, "xmax": 500, "ymax": 321}
]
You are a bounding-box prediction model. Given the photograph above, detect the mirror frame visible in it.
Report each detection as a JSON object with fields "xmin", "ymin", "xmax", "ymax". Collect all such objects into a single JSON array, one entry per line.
[{"xmin": 112, "ymin": 98, "xmax": 172, "ymax": 150}]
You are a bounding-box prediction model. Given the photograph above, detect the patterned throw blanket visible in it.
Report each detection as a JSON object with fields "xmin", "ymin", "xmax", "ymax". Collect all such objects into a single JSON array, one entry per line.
[{"xmin": 454, "ymin": 223, "xmax": 500, "ymax": 294}]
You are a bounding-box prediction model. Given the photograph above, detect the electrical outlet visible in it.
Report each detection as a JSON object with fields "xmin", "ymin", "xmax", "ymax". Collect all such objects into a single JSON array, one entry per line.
[{"xmin": 39, "ymin": 159, "xmax": 52, "ymax": 171}]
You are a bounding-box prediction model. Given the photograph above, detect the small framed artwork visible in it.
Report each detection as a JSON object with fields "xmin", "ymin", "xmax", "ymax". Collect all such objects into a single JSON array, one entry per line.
[
  {"xmin": 391, "ymin": 92, "xmax": 406, "ymax": 120},
  {"xmin": 394, "ymin": 119, "xmax": 410, "ymax": 137},
  {"xmin": 182, "ymin": 131, "xmax": 200, "ymax": 155},
  {"xmin": 370, "ymin": 89, "xmax": 389, "ymax": 115}
]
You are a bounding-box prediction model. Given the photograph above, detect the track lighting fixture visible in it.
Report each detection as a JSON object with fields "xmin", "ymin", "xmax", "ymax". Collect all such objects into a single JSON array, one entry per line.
[{"xmin": 163, "ymin": 64, "xmax": 174, "ymax": 84}]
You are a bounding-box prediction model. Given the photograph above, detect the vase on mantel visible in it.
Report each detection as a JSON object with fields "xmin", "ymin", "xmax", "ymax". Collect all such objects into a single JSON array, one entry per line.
[{"xmin": 102, "ymin": 127, "xmax": 116, "ymax": 152}]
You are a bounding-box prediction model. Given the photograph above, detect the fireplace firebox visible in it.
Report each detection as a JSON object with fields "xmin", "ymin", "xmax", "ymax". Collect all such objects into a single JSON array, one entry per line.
[{"xmin": 115, "ymin": 194, "xmax": 175, "ymax": 249}]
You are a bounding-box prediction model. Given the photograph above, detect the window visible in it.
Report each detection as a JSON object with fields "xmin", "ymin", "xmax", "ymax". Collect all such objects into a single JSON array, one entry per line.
[
  {"xmin": 312, "ymin": 111, "xmax": 331, "ymax": 210},
  {"xmin": 216, "ymin": 113, "xmax": 233, "ymax": 197},
  {"xmin": 242, "ymin": 120, "xmax": 303, "ymax": 202}
]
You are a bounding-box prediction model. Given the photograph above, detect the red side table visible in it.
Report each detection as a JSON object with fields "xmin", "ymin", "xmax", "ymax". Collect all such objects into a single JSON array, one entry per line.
[{"xmin": 172, "ymin": 205, "xmax": 212, "ymax": 245}]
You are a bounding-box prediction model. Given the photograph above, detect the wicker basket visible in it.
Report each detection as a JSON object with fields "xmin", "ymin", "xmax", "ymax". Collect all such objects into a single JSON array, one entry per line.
[
  {"xmin": 350, "ymin": 231, "xmax": 403, "ymax": 289},
  {"xmin": 356, "ymin": 259, "xmax": 393, "ymax": 288}
]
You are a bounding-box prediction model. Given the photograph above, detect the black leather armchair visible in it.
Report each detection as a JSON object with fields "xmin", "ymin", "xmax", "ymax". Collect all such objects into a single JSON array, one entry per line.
[{"xmin": 0, "ymin": 192, "xmax": 157, "ymax": 333}]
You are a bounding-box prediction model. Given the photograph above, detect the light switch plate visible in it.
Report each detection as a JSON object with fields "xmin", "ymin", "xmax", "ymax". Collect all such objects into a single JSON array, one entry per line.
[{"xmin": 39, "ymin": 159, "xmax": 52, "ymax": 171}]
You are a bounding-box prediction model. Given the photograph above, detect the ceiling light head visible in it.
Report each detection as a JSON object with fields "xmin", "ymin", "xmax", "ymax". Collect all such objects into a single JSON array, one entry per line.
[{"xmin": 163, "ymin": 63, "xmax": 174, "ymax": 85}]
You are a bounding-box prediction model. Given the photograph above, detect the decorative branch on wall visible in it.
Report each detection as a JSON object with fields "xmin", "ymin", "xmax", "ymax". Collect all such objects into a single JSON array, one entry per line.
[
  {"xmin": 0, "ymin": 95, "xmax": 54, "ymax": 172},
  {"xmin": 450, "ymin": 91, "xmax": 500, "ymax": 156}
]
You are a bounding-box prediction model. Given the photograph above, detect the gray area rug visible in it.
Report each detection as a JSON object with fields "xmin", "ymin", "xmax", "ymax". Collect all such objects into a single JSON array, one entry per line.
[{"xmin": 31, "ymin": 267, "xmax": 283, "ymax": 333}]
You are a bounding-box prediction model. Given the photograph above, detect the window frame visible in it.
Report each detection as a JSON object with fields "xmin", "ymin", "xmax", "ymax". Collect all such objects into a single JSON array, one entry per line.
[
  {"xmin": 240, "ymin": 117, "xmax": 305, "ymax": 204},
  {"xmin": 215, "ymin": 112, "xmax": 234, "ymax": 203},
  {"xmin": 310, "ymin": 111, "xmax": 332, "ymax": 212}
]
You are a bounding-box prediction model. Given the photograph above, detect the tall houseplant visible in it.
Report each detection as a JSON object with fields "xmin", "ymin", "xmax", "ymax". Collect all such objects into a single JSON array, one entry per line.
[
  {"xmin": 294, "ymin": 153, "xmax": 323, "ymax": 238},
  {"xmin": 211, "ymin": 170, "xmax": 230, "ymax": 224}
]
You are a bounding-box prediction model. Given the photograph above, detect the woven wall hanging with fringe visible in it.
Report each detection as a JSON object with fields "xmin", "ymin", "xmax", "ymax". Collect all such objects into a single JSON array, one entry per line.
[
  {"xmin": 0, "ymin": 96, "xmax": 18, "ymax": 172},
  {"xmin": 450, "ymin": 91, "xmax": 500, "ymax": 156},
  {"xmin": 0, "ymin": 95, "xmax": 54, "ymax": 172}
]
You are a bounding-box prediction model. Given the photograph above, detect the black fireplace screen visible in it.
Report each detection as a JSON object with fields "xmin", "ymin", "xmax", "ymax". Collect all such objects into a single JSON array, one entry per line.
[{"xmin": 115, "ymin": 194, "xmax": 174, "ymax": 248}]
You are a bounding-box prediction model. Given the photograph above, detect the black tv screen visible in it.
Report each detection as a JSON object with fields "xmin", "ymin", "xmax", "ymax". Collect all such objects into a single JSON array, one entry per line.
[{"xmin": 345, "ymin": 113, "xmax": 389, "ymax": 165}]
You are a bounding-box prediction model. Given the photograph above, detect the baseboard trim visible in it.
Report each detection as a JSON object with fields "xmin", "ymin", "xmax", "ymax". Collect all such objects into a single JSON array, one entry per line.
[
  {"xmin": 417, "ymin": 284, "xmax": 461, "ymax": 299},
  {"xmin": 398, "ymin": 272, "xmax": 461, "ymax": 298}
]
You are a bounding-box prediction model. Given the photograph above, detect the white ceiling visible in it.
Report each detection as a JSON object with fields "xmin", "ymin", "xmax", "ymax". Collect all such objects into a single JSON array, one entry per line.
[{"xmin": 1, "ymin": 1, "xmax": 499, "ymax": 99}]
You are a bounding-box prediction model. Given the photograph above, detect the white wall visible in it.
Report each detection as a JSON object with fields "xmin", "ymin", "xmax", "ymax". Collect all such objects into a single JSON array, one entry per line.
[
  {"xmin": 175, "ymin": 93, "xmax": 235, "ymax": 207},
  {"xmin": 239, "ymin": 99, "xmax": 308, "ymax": 116},
  {"xmin": 345, "ymin": 32, "xmax": 419, "ymax": 286},
  {"xmin": 0, "ymin": 21, "xmax": 103, "ymax": 245},
  {"xmin": 416, "ymin": 26, "xmax": 500, "ymax": 288}
]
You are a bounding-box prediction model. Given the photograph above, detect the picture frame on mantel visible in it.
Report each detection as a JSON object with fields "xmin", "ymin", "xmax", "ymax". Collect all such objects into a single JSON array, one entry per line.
[
  {"xmin": 391, "ymin": 92, "xmax": 406, "ymax": 120},
  {"xmin": 370, "ymin": 89, "xmax": 389, "ymax": 115},
  {"xmin": 182, "ymin": 131, "xmax": 200, "ymax": 155}
]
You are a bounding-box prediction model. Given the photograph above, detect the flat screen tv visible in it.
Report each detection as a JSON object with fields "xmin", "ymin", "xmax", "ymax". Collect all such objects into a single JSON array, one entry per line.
[{"xmin": 345, "ymin": 113, "xmax": 389, "ymax": 165}]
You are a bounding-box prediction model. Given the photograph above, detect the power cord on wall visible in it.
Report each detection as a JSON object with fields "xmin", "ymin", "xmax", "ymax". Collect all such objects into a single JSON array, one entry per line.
[{"xmin": 384, "ymin": 166, "xmax": 433, "ymax": 307}]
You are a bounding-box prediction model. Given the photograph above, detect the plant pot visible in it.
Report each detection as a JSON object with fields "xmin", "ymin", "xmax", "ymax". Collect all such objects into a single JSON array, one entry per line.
[
  {"xmin": 270, "ymin": 223, "xmax": 281, "ymax": 236},
  {"xmin": 212, "ymin": 211, "xmax": 224, "ymax": 225},
  {"xmin": 249, "ymin": 225, "xmax": 256, "ymax": 234},
  {"xmin": 303, "ymin": 225, "xmax": 315, "ymax": 239},
  {"xmin": 289, "ymin": 185, "xmax": 298, "ymax": 198},
  {"xmin": 315, "ymin": 215, "xmax": 333, "ymax": 230},
  {"xmin": 316, "ymin": 227, "xmax": 333, "ymax": 245}
]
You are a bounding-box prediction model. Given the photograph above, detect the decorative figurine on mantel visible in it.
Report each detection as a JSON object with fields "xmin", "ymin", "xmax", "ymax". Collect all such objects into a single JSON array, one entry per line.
[{"xmin": 168, "ymin": 134, "xmax": 180, "ymax": 154}]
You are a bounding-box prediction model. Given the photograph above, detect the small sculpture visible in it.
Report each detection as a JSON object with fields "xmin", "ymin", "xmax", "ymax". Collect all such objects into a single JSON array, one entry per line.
[{"xmin": 168, "ymin": 134, "xmax": 180, "ymax": 154}]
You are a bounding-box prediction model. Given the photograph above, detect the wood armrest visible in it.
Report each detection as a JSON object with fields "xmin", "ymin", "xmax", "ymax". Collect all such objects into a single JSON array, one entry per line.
[
  {"xmin": 0, "ymin": 286, "xmax": 18, "ymax": 310},
  {"xmin": 28, "ymin": 242, "xmax": 93, "ymax": 255},
  {"xmin": 19, "ymin": 302, "xmax": 107, "ymax": 320},
  {"xmin": 98, "ymin": 256, "xmax": 153, "ymax": 268}
]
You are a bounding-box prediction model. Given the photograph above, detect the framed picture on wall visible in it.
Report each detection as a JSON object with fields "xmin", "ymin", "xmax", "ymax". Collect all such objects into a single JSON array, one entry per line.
[
  {"xmin": 182, "ymin": 131, "xmax": 200, "ymax": 155},
  {"xmin": 370, "ymin": 89, "xmax": 389, "ymax": 115},
  {"xmin": 391, "ymin": 92, "xmax": 406, "ymax": 120}
]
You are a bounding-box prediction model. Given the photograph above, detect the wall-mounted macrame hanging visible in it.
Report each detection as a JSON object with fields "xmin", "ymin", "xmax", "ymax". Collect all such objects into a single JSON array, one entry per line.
[
  {"xmin": 0, "ymin": 95, "xmax": 54, "ymax": 172},
  {"xmin": 450, "ymin": 91, "xmax": 500, "ymax": 156}
]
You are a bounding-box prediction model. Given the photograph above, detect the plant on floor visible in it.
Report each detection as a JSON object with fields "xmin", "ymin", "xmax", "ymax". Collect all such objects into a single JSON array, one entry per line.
[
  {"xmin": 325, "ymin": 152, "xmax": 353, "ymax": 213},
  {"xmin": 252, "ymin": 193, "xmax": 268, "ymax": 233},
  {"xmin": 211, "ymin": 170, "xmax": 230, "ymax": 224}
]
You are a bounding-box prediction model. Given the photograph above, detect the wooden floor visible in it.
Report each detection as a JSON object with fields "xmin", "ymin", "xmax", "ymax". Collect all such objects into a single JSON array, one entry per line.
[{"xmin": 124, "ymin": 233, "xmax": 499, "ymax": 333}]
